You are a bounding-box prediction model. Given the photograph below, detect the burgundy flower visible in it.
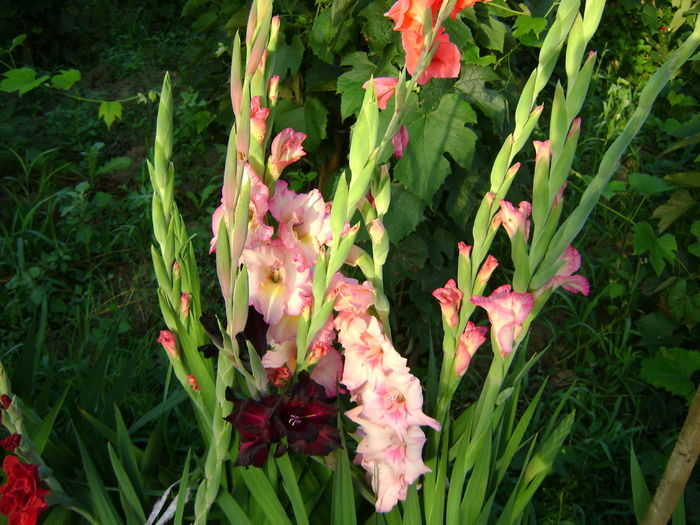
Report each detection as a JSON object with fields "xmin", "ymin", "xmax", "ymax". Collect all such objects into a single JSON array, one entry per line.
[
  {"xmin": 0, "ymin": 434, "xmax": 21, "ymax": 452},
  {"xmin": 1, "ymin": 395, "xmax": 12, "ymax": 410},
  {"xmin": 0, "ymin": 456, "xmax": 49, "ymax": 525},
  {"xmin": 225, "ymin": 373, "xmax": 340, "ymax": 467}
]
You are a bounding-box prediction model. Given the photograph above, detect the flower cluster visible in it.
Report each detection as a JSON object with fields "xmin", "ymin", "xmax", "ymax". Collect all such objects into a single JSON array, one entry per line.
[
  {"xmin": 333, "ymin": 280, "xmax": 440, "ymax": 512},
  {"xmin": 0, "ymin": 456, "xmax": 49, "ymax": 525},
  {"xmin": 385, "ymin": 0, "xmax": 488, "ymax": 84},
  {"xmin": 225, "ymin": 372, "xmax": 340, "ymax": 467}
]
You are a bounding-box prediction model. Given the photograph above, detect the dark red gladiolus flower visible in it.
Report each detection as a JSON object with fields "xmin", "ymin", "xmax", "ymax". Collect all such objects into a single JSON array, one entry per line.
[
  {"xmin": 0, "ymin": 434, "xmax": 21, "ymax": 452},
  {"xmin": 0, "ymin": 395, "xmax": 12, "ymax": 410},
  {"xmin": 0, "ymin": 456, "xmax": 50, "ymax": 525},
  {"xmin": 225, "ymin": 373, "xmax": 340, "ymax": 467}
]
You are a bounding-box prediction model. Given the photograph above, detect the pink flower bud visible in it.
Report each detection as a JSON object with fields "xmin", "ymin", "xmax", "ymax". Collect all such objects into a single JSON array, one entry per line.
[
  {"xmin": 568, "ymin": 117, "xmax": 582, "ymax": 138},
  {"xmin": 553, "ymin": 182, "xmax": 567, "ymax": 209},
  {"xmin": 476, "ymin": 255, "xmax": 498, "ymax": 289},
  {"xmin": 506, "ymin": 162, "xmax": 521, "ymax": 179},
  {"xmin": 368, "ymin": 218, "xmax": 387, "ymax": 245},
  {"xmin": 363, "ymin": 77, "xmax": 399, "ymax": 110},
  {"xmin": 432, "ymin": 279, "xmax": 463, "ymax": 328},
  {"xmin": 392, "ymin": 125, "xmax": 409, "ymax": 159},
  {"xmin": 186, "ymin": 375, "xmax": 200, "ymax": 391},
  {"xmin": 485, "ymin": 192, "xmax": 496, "ymax": 206},
  {"xmin": 268, "ymin": 75, "xmax": 280, "ymax": 104},
  {"xmin": 180, "ymin": 293, "xmax": 191, "ymax": 317},
  {"xmin": 455, "ymin": 322, "xmax": 488, "ymax": 377},
  {"xmin": 458, "ymin": 242, "xmax": 471, "ymax": 259},
  {"xmin": 250, "ymin": 96, "xmax": 270, "ymax": 143},
  {"xmin": 533, "ymin": 140, "xmax": 551, "ymax": 163},
  {"xmin": 157, "ymin": 330, "xmax": 179, "ymax": 359},
  {"xmin": 173, "ymin": 261, "xmax": 181, "ymax": 279}
]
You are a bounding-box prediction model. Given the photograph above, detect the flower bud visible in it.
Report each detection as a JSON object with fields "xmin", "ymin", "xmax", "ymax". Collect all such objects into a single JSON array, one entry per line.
[
  {"xmin": 180, "ymin": 293, "xmax": 191, "ymax": 317},
  {"xmin": 432, "ymin": 279, "xmax": 463, "ymax": 329},
  {"xmin": 455, "ymin": 322, "xmax": 488, "ymax": 377},
  {"xmin": 186, "ymin": 375, "xmax": 200, "ymax": 391},
  {"xmin": 157, "ymin": 330, "xmax": 179, "ymax": 359},
  {"xmin": 268, "ymin": 75, "xmax": 280, "ymax": 105}
]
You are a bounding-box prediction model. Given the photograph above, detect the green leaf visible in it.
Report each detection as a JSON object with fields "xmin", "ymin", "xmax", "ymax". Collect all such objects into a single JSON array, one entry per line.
[
  {"xmin": 512, "ymin": 15, "xmax": 548, "ymax": 46},
  {"xmin": 630, "ymin": 442, "xmax": 651, "ymax": 523},
  {"xmin": 395, "ymin": 94, "xmax": 477, "ymax": 204},
  {"xmin": 689, "ymin": 220, "xmax": 700, "ymax": 257},
  {"xmin": 337, "ymin": 52, "xmax": 377, "ymax": 120},
  {"xmin": 331, "ymin": 432, "xmax": 356, "ymax": 525},
  {"xmin": 628, "ymin": 172, "xmax": 673, "ymax": 195},
  {"xmin": 174, "ymin": 450, "xmax": 192, "ymax": 525},
  {"xmin": 0, "ymin": 67, "xmax": 49, "ymax": 95},
  {"xmin": 664, "ymin": 172, "xmax": 700, "ymax": 188},
  {"xmin": 382, "ymin": 184, "xmax": 425, "ymax": 244},
  {"xmin": 273, "ymin": 32, "xmax": 304, "ymax": 78},
  {"xmin": 107, "ymin": 443, "xmax": 146, "ymax": 523},
  {"xmin": 97, "ymin": 156, "xmax": 132, "ymax": 175},
  {"xmin": 98, "ymin": 101, "xmax": 123, "ymax": 129},
  {"xmin": 455, "ymin": 64, "xmax": 506, "ymax": 126},
  {"xmin": 640, "ymin": 347, "xmax": 700, "ymax": 398},
  {"xmin": 32, "ymin": 387, "xmax": 69, "ymax": 455},
  {"xmin": 10, "ymin": 34, "xmax": 26, "ymax": 52},
  {"xmin": 652, "ymin": 189, "xmax": 696, "ymax": 232},
  {"xmin": 240, "ymin": 467, "xmax": 293, "ymax": 525},
  {"xmin": 51, "ymin": 69, "xmax": 81, "ymax": 90},
  {"xmin": 273, "ymin": 97, "xmax": 328, "ymax": 152},
  {"xmin": 475, "ymin": 11, "xmax": 507, "ymax": 52},
  {"xmin": 632, "ymin": 222, "xmax": 677, "ymax": 275},
  {"xmin": 358, "ymin": 0, "xmax": 395, "ymax": 51},
  {"xmin": 666, "ymin": 278, "xmax": 700, "ymax": 327},
  {"xmin": 277, "ymin": 454, "xmax": 310, "ymax": 525},
  {"xmin": 216, "ymin": 491, "xmax": 254, "ymax": 525},
  {"xmin": 75, "ymin": 431, "xmax": 123, "ymax": 525}
]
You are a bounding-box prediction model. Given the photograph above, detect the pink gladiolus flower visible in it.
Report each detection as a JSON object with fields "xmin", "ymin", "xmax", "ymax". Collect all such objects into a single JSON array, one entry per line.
[
  {"xmin": 157, "ymin": 330, "xmax": 178, "ymax": 359},
  {"xmin": 243, "ymin": 239, "xmax": 312, "ymax": 325},
  {"xmin": 455, "ymin": 322, "xmax": 488, "ymax": 377},
  {"xmin": 471, "ymin": 285, "xmax": 533, "ymax": 357},
  {"xmin": 363, "ymin": 77, "xmax": 399, "ymax": 110},
  {"xmin": 432, "ymin": 279, "xmax": 462, "ymax": 328},
  {"xmin": 269, "ymin": 181, "xmax": 330, "ymax": 266},
  {"xmin": 269, "ymin": 128, "xmax": 307, "ymax": 179},
  {"xmin": 392, "ymin": 125, "xmax": 409, "ymax": 158},
  {"xmin": 333, "ymin": 279, "xmax": 376, "ymax": 316},
  {"xmin": 533, "ymin": 139, "xmax": 552, "ymax": 163},
  {"xmin": 534, "ymin": 246, "xmax": 590, "ymax": 298},
  {"xmin": 495, "ymin": 200, "xmax": 532, "ymax": 241},
  {"xmin": 309, "ymin": 347, "xmax": 343, "ymax": 397},
  {"xmin": 402, "ymin": 27, "xmax": 461, "ymax": 85},
  {"xmin": 250, "ymin": 96, "xmax": 270, "ymax": 143}
]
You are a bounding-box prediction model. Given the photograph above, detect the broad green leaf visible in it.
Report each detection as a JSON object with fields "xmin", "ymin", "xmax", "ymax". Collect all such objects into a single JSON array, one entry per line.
[
  {"xmin": 666, "ymin": 278, "xmax": 700, "ymax": 326},
  {"xmin": 395, "ymin": 94, "xmax": 477, "ymax": 204},
  {"xmin": 0, "ymin": 67, "xmax": 49, "ymax": 95},
  {"xmin": 664, "ymin": 172, "xmax": 700, "ymax": 188},
  {"xmin": 512, "ymin": 15, "xmax": 548, "ymax": 46},
  {"xmin": 10, "ymin": 34, "xmax": 26, "ymax": 52},
  {"xmin": 382, "ymin": 184, "xmax": 425, "ymax": 244},
  {"xmin": 337, "ymin": 52, "xmax": 377, "ymax": 120},
  {"xmin": 640, "ymin": 347, "xmax": 700, "ymax": 399},
  {"xmin": 632, "ymin": 222, "xmax": 677, "ymax": 275},
  {"xmin": 652, "ymin": 189, "xmax": 696, "ymax": 232},
  {"xmin": 51, "ymin": 69, "xmax": 81, "ymax": 90},
  {"xmin": 272, "ymin": 32, "xmax": 304, "ymax": 78},
  {"xmin": 358, "ymin": 0, "xmax": 395, "ymax": 51},
  {"xmin": 475, "ymin": 9, "xmax": 507, "ymax": 52},
  {"xmin": 630, "ymin": 442, "xmax": 651, "ymax": 523},
  {"xmin": 274, "ymin": 97, "xmax": 328, "ymax": 152},
  {"xmin": 689, "ymin": 220, "xmax": 700, "ymax": 257},
  {"xmin": 455, "ymin": 64, "xmax": 506, "ymax": 126},
  {"xmin": 97, "ymin": 156, "xmax": 132, "ymax": 175},
  {"xmin": 628, "ymin": 172, "xmax": 673, "ymax": 195},
  {"xmin": 99, "ymin": 101, "xmax": 123, "ymax": 129}
]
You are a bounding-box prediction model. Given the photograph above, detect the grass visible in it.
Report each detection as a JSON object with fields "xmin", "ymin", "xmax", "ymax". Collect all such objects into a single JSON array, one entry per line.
[{"xmin": 1, "ymin": 0, "xmax": 698, "ymax": 523}]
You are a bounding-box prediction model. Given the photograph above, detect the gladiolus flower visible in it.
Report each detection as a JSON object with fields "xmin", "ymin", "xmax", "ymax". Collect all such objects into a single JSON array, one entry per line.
[
  {"xmin": 455, "ymin": 322, "xmax": 487, "ymax": 377},
  {"xmin": 471, "ymin": 285, "xmax": 533, "ymax": 357},
  {"xmin": 392, "ymin": 125, "xmax": 409, "ymax": 158},
  {"xmin": 269, "ymin": 128, "xmax": 307, "ymax": 179},
  {"xmin": 402, "ymin": 26, "xmax": 461, "ymax": 85},
  {"xmin": 157, "ymin": 330, "xmax": 178, "ymax": 359},
  {"xmin": 363, "ymin": 77, "xmax": 399, "ymax": 110},
  {"xmin": 432, "ymin": 279, "xmax": 462, "ymax": 328},
  {"xmin": 495, "ymin": 200, "xmax": 532, "ymax": 241},
  {"xmin": 534, "ymin": 246, "xmax": 590, "ymax": 298},
  {"xmin": 0, "ymin": 456, "xmax": 49, "ymax": 525}
]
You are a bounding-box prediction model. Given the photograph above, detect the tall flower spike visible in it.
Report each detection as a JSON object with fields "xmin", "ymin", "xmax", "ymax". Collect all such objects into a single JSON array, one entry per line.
[{"xmin": 471, "ymin": 285, "xmax": 533, "ymax": 357}]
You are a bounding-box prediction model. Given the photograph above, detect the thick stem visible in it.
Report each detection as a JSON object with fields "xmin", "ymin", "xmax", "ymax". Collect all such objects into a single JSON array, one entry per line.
[{"xmin": 641, "ymin": 385, "xmax": 700, "ymax": 525}]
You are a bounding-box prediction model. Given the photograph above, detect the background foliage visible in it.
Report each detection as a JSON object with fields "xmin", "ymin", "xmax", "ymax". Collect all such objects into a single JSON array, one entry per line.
[{"xmin": 0, "ymin": 0, "xmax": 698, "ymax": 522}]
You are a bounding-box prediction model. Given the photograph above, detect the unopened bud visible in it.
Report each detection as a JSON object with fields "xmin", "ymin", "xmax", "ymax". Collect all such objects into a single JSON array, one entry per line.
[
  {"xmin": 506, "ymin": 162, "xmax": 521, "ymax": 179},
  {"xmin": 568, "ymin": 117, "xmax": 582, "ymax": 138},
  {"xmin": 455, "ymin": 322, "xmax": 488, "ymax": 377},
  {"xmin": 157, "ymin": 330, "xmax": 179, "ymax": 359},
  {"xmin": 173, "ymin": 261, "xmax": 181, "ymax": 279},
  {"xmin": 475, "ymin": 255, "xmax": 499, "ymax": 291},
  {"xmin": 533, "ymin": 140, "xmax": 552, "ymax": 163},
  {"xmin": 268, "ymin": 75, "xmax": 279, "ymax": 105},
  {"xmin": 186, "ymin": 375, "xmax": 200, "ymax": 391},
  {"xmin": 180, "ymin": 292, "xmax": 191, "ymax": 317},
  {"xmin": 458, "ymin": 242, "xmax": 471, "ymax": 259}
]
